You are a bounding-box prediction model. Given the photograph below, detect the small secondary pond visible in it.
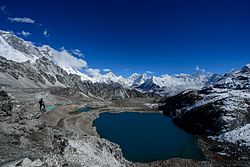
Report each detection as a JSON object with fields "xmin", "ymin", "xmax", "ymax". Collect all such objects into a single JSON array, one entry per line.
[
  {"xmin": 46, "ymin": 105, "xmax": 57, "ymax": 112},
  {"xmin": 75, "ymin": 106, "xmax": 92, "ymax": 112},
  {"xmin": 94, "ymin": 112, "xmax": 205, "ymax": 162}
]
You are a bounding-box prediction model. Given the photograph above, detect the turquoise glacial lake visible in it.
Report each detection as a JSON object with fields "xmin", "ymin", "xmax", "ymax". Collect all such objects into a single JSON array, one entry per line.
[{"xmin": 93, "ymin": 112, "xmax": 205, "ymax": 162}]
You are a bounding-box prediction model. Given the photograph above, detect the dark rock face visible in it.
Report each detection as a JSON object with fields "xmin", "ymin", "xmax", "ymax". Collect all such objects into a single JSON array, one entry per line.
[
  {"xmin": 159, "ymin": 90, "xmax": 203, "ymax": 117},
  {"xmin": 138, "ymin": 78, "xmax": 162, "ymax": 92},
  {"xmin": 159, "ymin": 88, "xmax": 250, "ymax": 135},
  {"xmin": 172, "ymin": 100, "xmax": 224, "ymax": 135},
  {"xmin": 159, "ymin": 89, "xmax": 222, "ymax": 135},
  {"xmin": 0, "ymin": 55, "xmax": 70, "ymax": 87},
  {"xmin": 0, "ymin": 91, "xmax": 13, "ymax": 121},
  {"xmin": 56, "ymin": 74, "xmax": 66, "ymax": 84},
  {"xmin": 159, "ymin": 86, "xmax": 250, "ymax": 166},
  {"xmin": 39, "ymin": 70, "xmax": 56, "ymax": 85},
  {"xmin": 50, "ymin": 82, "xmax": 159, "ymax": 101}
]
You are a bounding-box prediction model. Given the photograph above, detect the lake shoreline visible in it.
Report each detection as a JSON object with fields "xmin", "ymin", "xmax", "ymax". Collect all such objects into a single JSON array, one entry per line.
[
  {"xmin": 0, "ymin": 88, "xmax": 212, "ymax": 167},
  {"xmin": 53, "ymin": 100, "xmax": 211, "ymax": 166}
]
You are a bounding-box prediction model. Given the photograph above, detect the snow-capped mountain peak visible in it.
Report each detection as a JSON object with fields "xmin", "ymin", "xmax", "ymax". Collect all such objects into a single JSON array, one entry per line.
[
  {"xmin": 137, "ymin": 71, "xmax": 220, "ymax": 95},
  {"xmin": 89, "ymin": 71, "xmax": 128, "ymax": 87},
  {"xmin": 104, "ymin": 71, "xmax": 117, "ymax": 78},
  {"xmin": 245, "ymin": 64, "xmax": 250, "ymax": 69},
  {"xmin": 127, "ymin": 73, "xmax": 149, "ymax": 87},
  {"xmin": 0, "ymin": 30, "xmax": 40, "ymax": 63},
  {"xmin": 0, "ymin": 29, "xmax": 223, "ymax": 94},
  {"xmin": 214, "ymin": 63, "xmax": 250, "ymax": 89}
]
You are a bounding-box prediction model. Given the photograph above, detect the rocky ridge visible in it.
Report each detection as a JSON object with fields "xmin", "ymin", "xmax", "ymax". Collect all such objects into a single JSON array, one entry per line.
[
  {"xmin": 0, "ymin": 55, "xmax": 158, "ymax": 100},
  {"xmin": 159, "ymin": 64, "xmax": 250, "ymax": 166}
]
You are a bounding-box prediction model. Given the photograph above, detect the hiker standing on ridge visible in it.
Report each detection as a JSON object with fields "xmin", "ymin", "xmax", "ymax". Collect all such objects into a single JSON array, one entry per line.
[{"xmin": 39, "ymin": 98, "xmax": 45, "ymax": 112}]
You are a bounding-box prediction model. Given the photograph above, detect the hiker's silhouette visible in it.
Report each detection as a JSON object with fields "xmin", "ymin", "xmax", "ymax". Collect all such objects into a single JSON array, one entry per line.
[{"xmin": 39, "ymin": 98, "xmax": 46, "ymax": 112}]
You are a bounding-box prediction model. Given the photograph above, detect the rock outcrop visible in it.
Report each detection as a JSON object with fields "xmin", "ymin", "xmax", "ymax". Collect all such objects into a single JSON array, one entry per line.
[
  {"xmin": 160, "ymin": 88, "xmax": 250, "ymax": 135},
  {"xmin": 0, "ymin": 90, "xmax": 130, "ymax": 167},
  {"xmin": 159, "ymin": 64, "xmax": 250, "ymax": 166}
]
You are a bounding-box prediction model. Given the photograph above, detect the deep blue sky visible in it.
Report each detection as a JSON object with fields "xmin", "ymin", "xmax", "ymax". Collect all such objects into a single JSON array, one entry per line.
[{"xmin": 0, "ymin": 0, "xmax": 250, "ymax": 76}]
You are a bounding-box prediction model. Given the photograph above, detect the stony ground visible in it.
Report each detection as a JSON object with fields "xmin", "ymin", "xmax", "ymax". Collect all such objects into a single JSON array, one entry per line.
[{"xmin": 0, "ymin": 87, "xmax": 212, "ymax": 167}]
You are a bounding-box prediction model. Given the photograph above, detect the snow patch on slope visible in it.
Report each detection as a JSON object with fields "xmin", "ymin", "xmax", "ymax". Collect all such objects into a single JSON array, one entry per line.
[
  {"xmin": 185, "ymin": 89, "xmax": 250, "ymax": 112},
  {"xmin": 0, "ymin": 35, "xmax": 38, "ymax": 63},
  {"xmin": 213, "ymin": 124, "xmax": 250, "ymax": 146}
]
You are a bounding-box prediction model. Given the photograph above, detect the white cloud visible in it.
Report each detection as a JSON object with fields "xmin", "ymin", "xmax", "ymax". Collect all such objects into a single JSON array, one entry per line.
[
  {"xmin": 71, "ymin": 49, "xmax": 84, "ymax": 58},
  {"xmin": 43, "ymin": 30, "xmax": 49, "ymax": 37},
  {"xmin": 230, "ymin": 68, "xmax": 237, "ymax": 72},
  {"xmin": 195, "ymin": 66, "xmax": 206, "ymax": 72},
  {"xmin": 103, "ymin": 68, "xmax": 111, "ymax": 72},
  {"xmin": 146, "ymin": 71, "xmax": 154, "ymax": 74},
  {"xmin": 52, "ymin": 48, "xmax": 87, "ymax": 70},
  {"xmin": 8, "ymin": 17, "xmax": 35, "ymax": 24},
  {"xmin": 85, "ymin": 68, "xmax": 101, "ymax": 77},
  {"xmin": 19, "ymin": 31, "xmax": 31, "ymax": 37}
]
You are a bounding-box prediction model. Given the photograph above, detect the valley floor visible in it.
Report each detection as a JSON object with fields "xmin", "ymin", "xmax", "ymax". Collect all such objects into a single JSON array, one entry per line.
[{"xmin": 0, "ymin": 87, "xmax": 213, "ymax": 167}]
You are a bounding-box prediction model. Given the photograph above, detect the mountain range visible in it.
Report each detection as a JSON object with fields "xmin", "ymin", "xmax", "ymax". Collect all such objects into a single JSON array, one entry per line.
[{"xmin": 0, "ymin": 30, "xmax": 226, "ymax": 96}]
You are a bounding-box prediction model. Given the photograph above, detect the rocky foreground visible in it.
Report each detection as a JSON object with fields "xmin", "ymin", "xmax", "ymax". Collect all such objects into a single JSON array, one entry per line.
[
  {"xmin": 0, "ymin": 88, "xmax": 128, "ymax": 167},
  {"xmin": 0, "ymin": 87, "xmax": 213, "ymax": 167}
]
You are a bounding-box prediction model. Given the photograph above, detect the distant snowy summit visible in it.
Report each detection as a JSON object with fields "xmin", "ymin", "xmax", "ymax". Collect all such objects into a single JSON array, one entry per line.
[
  {"xmin": 214, "ymin": 63, "xmax": 250, "ymax": 89},
  {"xmin": 0, "ymin": 29, "xmax": 246, "ymax": 95}
]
